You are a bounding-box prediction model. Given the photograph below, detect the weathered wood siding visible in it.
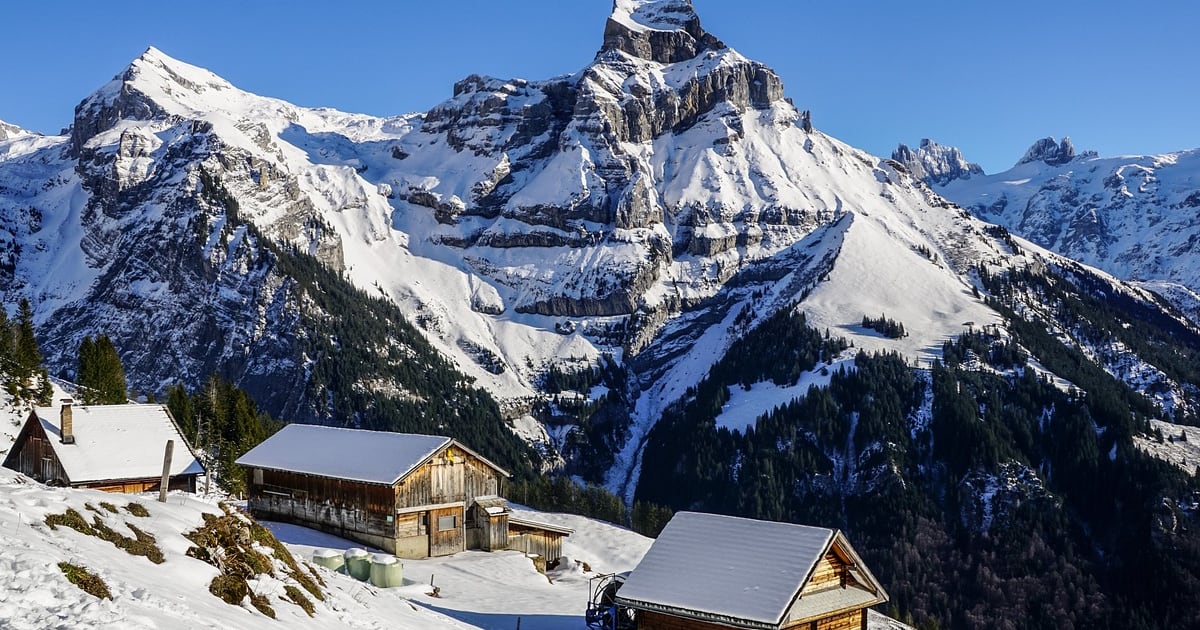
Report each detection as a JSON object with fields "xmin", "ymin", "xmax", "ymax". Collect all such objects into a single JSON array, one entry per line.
[
  {"xmin": 637, "ymin": 610, "xmax": 739, "ymax": 630},
  {"xmin": 483, "ymin": 514, "xmax": 508, "ymax": 551},
  {"xmin": 87, "ymin": 476, "xmax": 196, "ymax": 493},
  {"xmin": 394, "ymin": 446, "xmax": 501, "ymax": 510},
  {"xmin": 507, "ymin": 525, "xmax": 564, "ymax": 561},
  {"xmin": 802, "ymin": 550, "xmax": 861, "ymax": 594},
  {"xmin": 810, "ymin": 609, "xmax": 864, "ymax": 630},
  {"xmin": 430, "ymin": 505, "xmax": 465, "ymax": 556},
  {"xmin": 248, "ymin": 469, "xmax": 396, "ymax": 548},
  {"xmin": 246, "ymin": 441, "xmax": 505, "ymax": 558},
  {"xmin": 640, "ymin": 608, "xmax": 866, "ymax": 630},
  {"xmin": 396, "ymin": 464, "xmax": 434, "ymax": 509},
  {"xmin": 4, "ymin": 416, "xmax": 68, "ymax": 486}
]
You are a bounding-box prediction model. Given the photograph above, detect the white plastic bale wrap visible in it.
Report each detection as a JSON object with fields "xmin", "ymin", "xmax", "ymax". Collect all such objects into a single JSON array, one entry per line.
[
  {"xmin": 312, "ymin": 548, "xmax": 345, "ymax": 573},
  {"xmin": 368, "ymin": 553, "xmax": 404, "ymax": 588},
  {"xmin": 344, "ymin": 547, "xmax": 371, "ymax": 581}
]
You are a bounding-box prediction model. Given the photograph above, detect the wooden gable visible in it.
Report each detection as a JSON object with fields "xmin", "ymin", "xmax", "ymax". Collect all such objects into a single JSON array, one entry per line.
[
  {"xmin": 801, "ymin": 545, "xmax": 862, "ymax": 595},
  {"xmin": 394, "ymin": 442, "xmax": 504, "ymax": 510},
  {"xmin": 782, "ymin": 533, "xmax": 887, "ymax": 629},
  {"xmin": 2, "ymin": 411, "xmax": 69, "ymax": 486}
]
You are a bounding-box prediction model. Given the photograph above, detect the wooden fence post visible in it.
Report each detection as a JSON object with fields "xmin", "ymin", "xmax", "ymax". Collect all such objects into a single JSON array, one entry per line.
[{"xmin": 159, "ymin": 440, "xmax": 174, "ymax": 503}]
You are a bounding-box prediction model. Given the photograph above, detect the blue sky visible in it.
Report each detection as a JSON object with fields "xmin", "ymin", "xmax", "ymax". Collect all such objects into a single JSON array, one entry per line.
[{"xmin": 2, "ymin": 0, "xmax": 1196, "ymax": 173}]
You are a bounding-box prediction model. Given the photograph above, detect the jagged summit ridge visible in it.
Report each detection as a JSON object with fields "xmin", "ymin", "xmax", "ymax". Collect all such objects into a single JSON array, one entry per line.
[
  {"xmin": 70, "ymin": 46, "xmax": 237, "ymax": 153},
  {"xmin": 1017, "ymin": 135, "xmax": 1076, "ymax": 167},
  {"xmin": 891, "ymin": 138, "xmax": 984, "ymax": 186},
  {"xmin": 0, "ymin": 120, "xmax": 32, "ymax": 141},
  {"xmin": 602, "ymin": 0, "xmax": 724, "ymax": 63},
  {"xmin": 612, "ymin": 0, "xmax": 699, "ymax": 31}
]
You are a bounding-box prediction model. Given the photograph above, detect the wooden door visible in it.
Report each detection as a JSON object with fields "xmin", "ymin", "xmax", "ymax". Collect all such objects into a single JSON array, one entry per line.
[{"xmin": 428, "ymin": 505, "xmax": 464, "ymax": 557}]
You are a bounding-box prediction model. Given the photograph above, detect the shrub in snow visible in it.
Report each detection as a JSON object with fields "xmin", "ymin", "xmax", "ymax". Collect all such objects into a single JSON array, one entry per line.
[{"xmin": 58, "ymin": 562, "xmax": 111, "ymax": 600}]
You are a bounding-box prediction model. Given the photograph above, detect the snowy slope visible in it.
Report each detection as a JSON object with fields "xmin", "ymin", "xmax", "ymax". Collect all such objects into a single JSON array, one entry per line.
[
  {"xmin": 0, "ymin": 469, "xmax": 472, "ymax": 629},
  {"xmin": 0, "ymin": 464, "xmax": 913, "ymax": 629},
  {"xmin": 913, "ymin": 136, "xmax": 1200, "ymax": 320}
]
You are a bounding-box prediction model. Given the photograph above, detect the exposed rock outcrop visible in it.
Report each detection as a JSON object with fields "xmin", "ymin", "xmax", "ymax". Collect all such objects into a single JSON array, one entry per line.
[
  {"xmin": 600, "ymin": 0, "xmax": 725, "ymax": 64},
  {"xmin": 1017, "ymin": 136, "xmax": 1076, "ymax": 167},
  {"xmin": 892, "ymin": 138, "xmax": 984, "ymax": 186}
]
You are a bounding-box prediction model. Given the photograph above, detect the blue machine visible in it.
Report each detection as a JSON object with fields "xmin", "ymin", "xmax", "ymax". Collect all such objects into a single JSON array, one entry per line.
[{"xmin": 585, "ymin": 572, "xmax": 636, "ymax": 630}]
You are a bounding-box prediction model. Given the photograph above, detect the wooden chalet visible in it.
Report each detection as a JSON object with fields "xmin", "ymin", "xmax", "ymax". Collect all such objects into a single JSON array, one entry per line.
[
  {"xmin": 616, "ymin": 512, "xmax": 888, "ymax": 630},
  {"xmin": 237, "ymin": 424, "xmax": 566, "ymax": 559},
  {"xmin": 2, "ymin": 400, "xmax": 205, "ymax": 493}
]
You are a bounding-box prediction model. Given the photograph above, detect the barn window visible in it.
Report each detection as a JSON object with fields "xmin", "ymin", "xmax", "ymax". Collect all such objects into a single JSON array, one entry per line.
[
  {"xmin": 438, "ymin": 515, "xmax": 457, "ymax": 531},
  {"xmin": 252, "ymin": 468, "xmax": 263, "ymax": 485}
]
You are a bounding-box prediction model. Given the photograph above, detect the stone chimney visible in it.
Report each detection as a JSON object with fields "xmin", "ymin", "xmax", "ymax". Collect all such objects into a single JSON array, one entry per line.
[{"xmin": 60, "ymin": 399, "xmax": 75, "ymax": 445}]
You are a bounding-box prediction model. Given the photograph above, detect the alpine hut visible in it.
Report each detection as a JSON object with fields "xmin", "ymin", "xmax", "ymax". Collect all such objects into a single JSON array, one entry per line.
[
  {"xmin": 2, "ymin": 400, "xmax": 204, "ymax": 493},
  {"xmin": 236, "ymin": 424, "xmax": 513, "ymax": 558},
  {"xmin": 616, "ymin": 511, "xmax": 888, "ymax": 630}
]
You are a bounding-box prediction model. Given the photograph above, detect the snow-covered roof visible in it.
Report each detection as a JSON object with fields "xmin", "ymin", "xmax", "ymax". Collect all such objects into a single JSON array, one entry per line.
[
  {"xmin": 31, "ymin": 404, "xmax": 203, "ymax": 484},
  {"xmin": 616, "ymin": 512, "xmax": 883, "ymax": 628},
  {"xmin": 508, "ymin": 515, "xmax": 574, "ymax": 536},
  {"xmin": 235, "ymin": 424, "xmax": 508, "ymax": 485}
]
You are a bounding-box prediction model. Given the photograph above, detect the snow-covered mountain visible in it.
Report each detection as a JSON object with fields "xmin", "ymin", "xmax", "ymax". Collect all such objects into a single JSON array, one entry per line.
[
  {"xmin": 901, "ymin": 135, "xmax": 1200, "ymax": 322},
  {"xmin": 2, "ymin": 0, "xmax": 1198, "ymax": 494},
  {"xmin": 6, "ymin": 2, "xmax": 1200, "ymax": 628}
]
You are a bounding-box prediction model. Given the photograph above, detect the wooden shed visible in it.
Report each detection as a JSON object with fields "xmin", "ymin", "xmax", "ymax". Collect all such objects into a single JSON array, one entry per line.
[
  {"xmin": 468, "ymin": 495, "xmax": 512, "ymax": 552},
  {"xmin": 2, "ymin": 401, "xmax": 204, "ymax": 493},
  {"xmin": 616, "ymin": 512, "xmax": 888, "ymax": 630},
  {"xmin": 236, "ymin": 424, "xmax": 511, "ymax": 558},
  {"xmin": 507, "ymin": 515, "xmax": 574, "ymax": 562}
]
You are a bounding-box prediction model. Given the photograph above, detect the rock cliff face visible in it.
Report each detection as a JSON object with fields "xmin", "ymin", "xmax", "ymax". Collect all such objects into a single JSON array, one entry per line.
[
  {"xmin": 891, "ymin": 138, "xmax": 984, "ymax": 186},
  {"xmin": 602, "ymin": 0, "xmax": 724, "ymax": 64},
  {"xmin": 0, "ymin": 120, "xmax": 29, "ymax": 141},
  {"xmin": 389, "ymin": 0, "xmax": 796, "ymax": 332},
  {"xmin": 1017, "ymin": 136, "xmax": 1077, "ymax": 167}
]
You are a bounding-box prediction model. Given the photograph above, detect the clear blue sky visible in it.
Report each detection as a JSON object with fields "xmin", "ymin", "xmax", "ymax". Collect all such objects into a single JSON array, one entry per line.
[{"xmin": 2, "ymin": 1, "xmax": 1197, "ymax": 173}]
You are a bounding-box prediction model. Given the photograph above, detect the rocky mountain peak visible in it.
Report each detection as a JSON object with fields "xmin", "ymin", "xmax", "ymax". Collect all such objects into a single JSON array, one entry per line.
[
  {"xmin": 0, "ymin": 120, "xmax": 31, "ymax": 141},
  {"xmin": 70, "ymin": 47, "xmax": 235, "ymax": 154},
  {"xmin": 891, "ymin": 138, "xmax": 984, "ymax": 186},
  {"xmin": 601, "ymin": 0, "xmax": 725, "ymax": 64},
  {"xmin": 1017, "ymin": 136, "xmax": 1076, "ymax": 167}
]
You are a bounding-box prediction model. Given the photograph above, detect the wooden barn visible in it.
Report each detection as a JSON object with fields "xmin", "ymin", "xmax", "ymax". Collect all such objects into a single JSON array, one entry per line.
[
  {"xmin": 508, "ymin": 515, "xmax": 574, "ymax": 563},
  {"xmin": 236, "ymin": 424, "xmax": 516, "ymax": 558},
  {"xmin": 616, "ymin": 512, "xmax": 888, "ymax": 630},
  {"xmin": 1, "ymin": 400, "xmax": 205, "ymax": 493}
]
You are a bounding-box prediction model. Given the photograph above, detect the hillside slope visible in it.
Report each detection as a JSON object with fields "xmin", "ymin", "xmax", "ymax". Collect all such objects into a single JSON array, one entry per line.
[{"xmin": 897, "ymin": 136, "xmax": 1200, "ymax": 322}]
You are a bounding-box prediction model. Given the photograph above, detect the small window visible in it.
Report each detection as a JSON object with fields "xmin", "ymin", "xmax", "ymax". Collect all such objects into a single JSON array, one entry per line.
[
  {"xmin": 438, "ymin": 515, "xmax": 457, "ymax": 531},
  {"xmin": 252, "ymin": 468, "xmax": 263, "ymax": 485}
]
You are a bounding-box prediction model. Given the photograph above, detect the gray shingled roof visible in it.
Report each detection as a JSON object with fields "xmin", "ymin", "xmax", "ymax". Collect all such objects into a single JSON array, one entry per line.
[
  {"xmin": 616, "ymin": 511, "xmax": 863, "ymax": 628},
  {"xmin": 235, "ymin": 425, "xmax": 454, "ymax": 485}
]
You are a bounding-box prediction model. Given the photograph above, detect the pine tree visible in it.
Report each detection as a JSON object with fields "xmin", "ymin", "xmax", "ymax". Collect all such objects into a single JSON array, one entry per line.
[
  {"xmin": 8, "ymin": 299, "xmax": 51, "ymax": 405},
  {"xmin": 0, "ymin": 308, "xmax": 11, "ymax": 368},
  {"xmin": 78, "ymin": 334, "xmax": 127, "ymax": 404},
  {"xmin": 166, "ymin": 383, "xmax": 196, "ymax": 439},
  {"xmin": 78, "ymin": 335, "xmax": 96, "ymax": 399},
  {"xmin": 13, "ymin": 299, "xmax": 41, "ymax": 382}
]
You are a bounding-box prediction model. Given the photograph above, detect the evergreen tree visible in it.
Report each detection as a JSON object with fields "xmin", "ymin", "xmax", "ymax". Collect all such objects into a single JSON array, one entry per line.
[
  {"xmin": 6, "ymin": 299, "xmax": 52, "ymax": 405},
  {"xmin": 0, "ymin": 308, "xmax": 11, "ymax": 368},
  {"xmin": 77, "ymin": 334, "xmax": 128, "ymax": 404},
  {"xmin": 165, "ymin": 383, "xmax": 196, "ymax": 439},
  {"xmin": 12, "ymin": 299, "xmax": 41, "ymax": 382},
  {"xmin": 165, "ymin": 374, "xmax": 279, "ymax": 495}
]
